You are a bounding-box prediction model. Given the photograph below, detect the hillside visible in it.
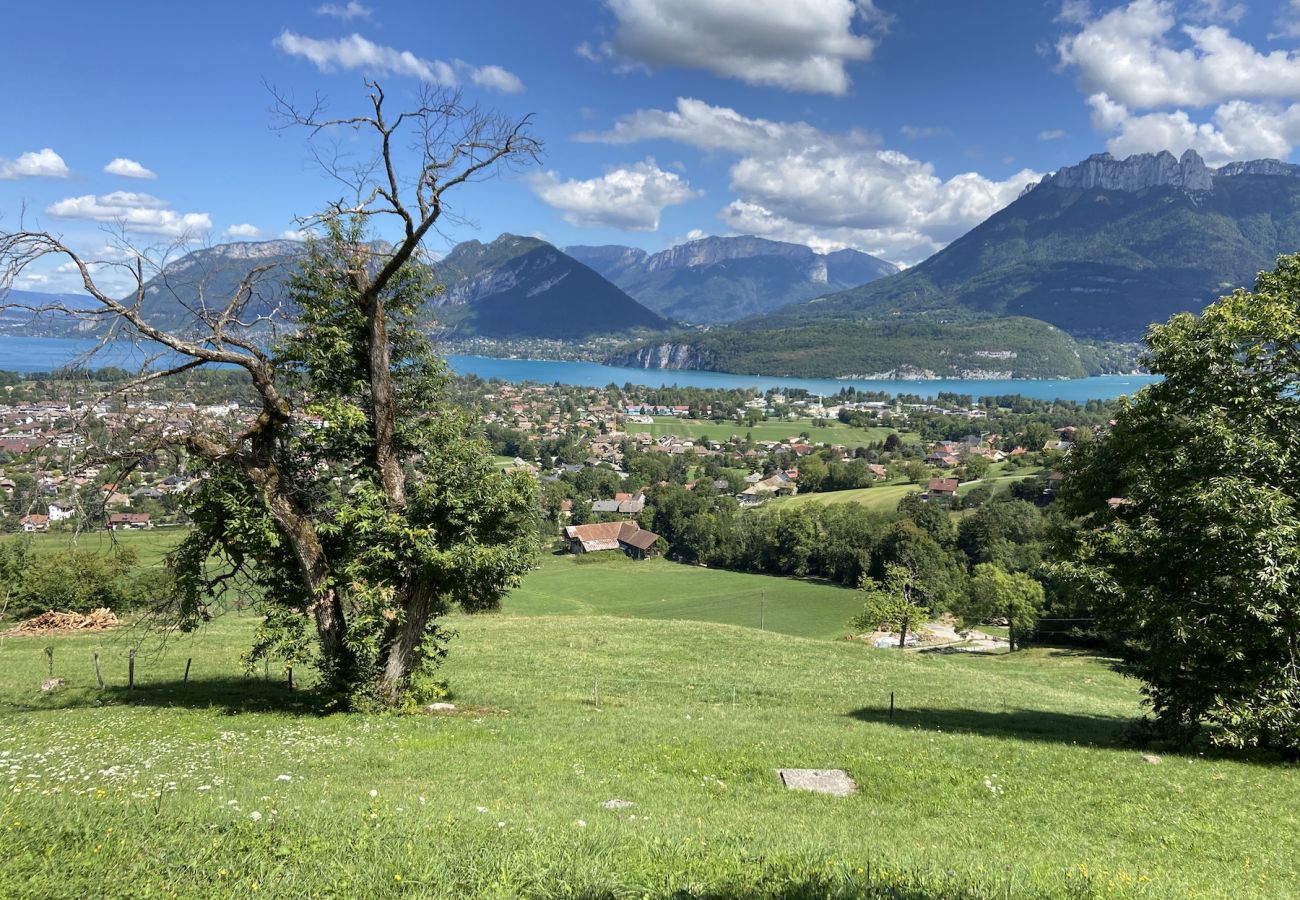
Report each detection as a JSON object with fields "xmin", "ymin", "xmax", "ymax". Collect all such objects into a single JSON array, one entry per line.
[
  {"xmin": 566, "ymin": 235, "xmax": 896, "ymax": 324},
  {"xmin": 3, "ymin": 608, "xmax": 1295, "ymax": 896},
  {"xmin": 13, "ymin": 236, "xmax": 670, "ymax": 344},
  {"xmin": 434, "ymin": 234, "xmax": 670, "ymax": 339},
  {"xmin": 768, "ymin": 150, "xmax": 1300, "ymax": 339},
  {"xmin": 607, "ymin": 316, "xmax": 1115, "ymax": 379}
]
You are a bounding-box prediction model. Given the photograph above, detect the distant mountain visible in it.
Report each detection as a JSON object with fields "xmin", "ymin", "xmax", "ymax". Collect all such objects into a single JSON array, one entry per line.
[
  {"xmin": 10, "ymin": 235, "xmax": 669, "ymax": 343},
  {"xmin": 565, "ymin": 235, "xmax": 897, "ymax": 323},
  {"xmin": 0, "ymin": 289, "xmax": 100, "ymax": 337},
  {"xmin": 433, "ymin": 234, "xmax": 669, "ymax": 339},
  {"xmin": 763, "ymin": 149, "xmax": 1300, "ymax": 339}
]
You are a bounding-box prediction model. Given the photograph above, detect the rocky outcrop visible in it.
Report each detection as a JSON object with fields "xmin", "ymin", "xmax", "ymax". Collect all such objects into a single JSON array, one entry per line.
[
  {"xmin": 1215, "ymin": 159, "xmax": 1300, "ymax": 178},
  {"xmin": 605, "ymin": 342, "xmax": 710, "ymax": 370},
  {"xmin": 642, "ymin": 235, "xmax": 813, "ymax": 272},
  {"xmin": 1035, "ymin": 150, "xmax": 1300, "ymax": 195},
  {"xmin": 1043, "ymin": 150, "xmax": 1214, "ymax": 192}
]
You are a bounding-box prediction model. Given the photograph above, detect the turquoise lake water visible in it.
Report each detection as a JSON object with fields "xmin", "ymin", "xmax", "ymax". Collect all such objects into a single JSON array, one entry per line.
[{"xmin": 0, "ymin": 335, "xmax": 1157, "ymax": 401}]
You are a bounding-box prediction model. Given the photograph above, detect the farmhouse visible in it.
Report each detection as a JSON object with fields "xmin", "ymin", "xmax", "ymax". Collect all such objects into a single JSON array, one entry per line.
[
  {"xmin": 564, "ymin": 522, "xmax": 662, "ymax": 559},
  {"xmin": 109, "ymin": 512, "xmax": 152, "ymax": 530},
  {"xmin": 19, "ymin": 514, "xmax": 49, "ymax": 532},
  {"xmin": 926, "ymin": 477, "xmax": 959, "ymax": 499}
]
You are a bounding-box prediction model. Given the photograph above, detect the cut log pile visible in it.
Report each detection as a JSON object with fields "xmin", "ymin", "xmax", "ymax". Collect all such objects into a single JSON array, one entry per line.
[{"xmin": 4, "ymin": 608, "xmax": 121, "ymax": 635}]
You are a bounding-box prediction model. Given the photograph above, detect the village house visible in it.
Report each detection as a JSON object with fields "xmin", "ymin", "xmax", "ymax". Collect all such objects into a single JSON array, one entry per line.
[
  {"xmin": 564, "ymin": 521, "xmax": 661, "ymax": 560},
  {"xmin": 109, "ymin": 512, "xmax": 152, "ymax": 530},
  {"xmin": 926, "ymin": 477, "xmax": 960, "ymax": 500},
  {"xmin": 19, "ymin": 514, "xmax": 49, "ymax": 532}
]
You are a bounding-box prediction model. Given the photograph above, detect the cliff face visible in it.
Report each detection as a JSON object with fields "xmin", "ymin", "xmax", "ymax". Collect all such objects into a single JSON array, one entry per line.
[
  {"xmin": 1041, "ymin": 149, "xmax": 1214, "ymax": 192},
  {"xmin": 1034, "ymin": 150, "xmax": 1300, "ymax": 194},
  {"xmin": 605, "ymin": 342, "xmax": 711, "ymax": 370}
]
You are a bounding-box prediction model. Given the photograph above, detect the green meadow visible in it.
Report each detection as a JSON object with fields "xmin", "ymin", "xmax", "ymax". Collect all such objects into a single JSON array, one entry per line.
[
  {"xmin": 2, "ymin": 530, "xmax": 1297, "ymax": 898},
  {"xmin": 644, "ymin": 416, "xmax": 905, "ymax": 448}
]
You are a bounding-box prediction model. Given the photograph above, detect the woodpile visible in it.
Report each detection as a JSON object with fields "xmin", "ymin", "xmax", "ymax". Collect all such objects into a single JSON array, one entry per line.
[{"xmin": 5, "ymin": 608, "xmax": 121, "ymax": 635}]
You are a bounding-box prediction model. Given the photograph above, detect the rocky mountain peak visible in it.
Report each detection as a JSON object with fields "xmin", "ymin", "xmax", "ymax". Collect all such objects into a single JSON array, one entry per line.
[{"xmin": 1043, "ymin": 149, "xmax": 1214, "ymax": 192}]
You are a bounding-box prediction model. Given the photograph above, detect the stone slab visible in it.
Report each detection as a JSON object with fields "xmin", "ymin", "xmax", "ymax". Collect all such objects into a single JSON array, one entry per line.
[{"xmin": 777, "ymin": 768, "xmax": 857, "ymax": 797}]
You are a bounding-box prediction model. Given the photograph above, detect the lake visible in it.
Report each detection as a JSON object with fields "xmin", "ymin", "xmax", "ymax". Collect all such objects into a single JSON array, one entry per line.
[{"xmin": 0, "ymin": 335, "xmax": 1157, "ymax": 401}]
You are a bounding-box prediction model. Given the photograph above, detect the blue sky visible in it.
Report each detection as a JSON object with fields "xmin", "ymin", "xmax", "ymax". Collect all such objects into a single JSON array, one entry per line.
[{"xmin": 5, "ymin": 0, "xmax": 1300, "ymax": 295}]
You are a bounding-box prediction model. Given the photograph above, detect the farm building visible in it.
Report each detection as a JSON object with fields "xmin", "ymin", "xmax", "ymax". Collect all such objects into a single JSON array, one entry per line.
[
  {"xmin": 108, "ymin": 512, "xmax": 152, "ymax": 530},
  {"xmin": 564, "ymin": 522, "xmax": 662, "ymax": 560}
]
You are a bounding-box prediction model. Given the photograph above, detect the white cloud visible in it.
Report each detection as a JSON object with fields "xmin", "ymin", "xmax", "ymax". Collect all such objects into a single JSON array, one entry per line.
[
  {"xmin": 316, "ymin": 1, "xmax": 371, "ymax": 20},
  {"xmin": 468, "ymin": 64, "xmax": 524, "ymax": 94},
  {"xmin": 1087, "ymin": 91, "xmax": 1300, "ymax": 164},
  {"xmin": 0, "ymin": 148, "xmax": 70, "ymax": 179},
  {"xmin": 46, "ymin": 191, "xmax": 212, "ymax": 237},
  {"xmin": 275, "ymin": 32, "xmax": 523, "ymax": 92},
  {"xmin": 1058, "ymin": 1, "xmax": 1300, "ymax": 163},
  {"xmin": 598, "ymin": 0, "xmax": 886, "ymax": 94},
  {"xmin": 103, "ymin": 157, "xmax": 156, "ymax": 179},
  {"xmin": 530, "ymin": 159, "xmax": 699, "ymax": 231},
  {"xmin": 1059, "ymin": 0, "xmax": 1300, "ymax": 108},
  {"xmin": 576, "ymin": 97, "xmax": 834, "ymax": 153},
  {"xmin": 1272, "ymin": 0, "xmax": 1300, "ymax": 39},
  {"xmin": 223, "ymin": 224, "xmax": 261, "ymax": 239},
  {"xmin": 579, "ymin": 98, "xmax": 1039, "ymax": 262},
  {"xmin": 279, "ymin": 229, "xmax": 310, "ymax": 241},
  {"xmin": 1038, "ymin": 129, "xmax": 1067, "ymax": 141},
  {"xmin": 274, "ymin": 31, "xmax": 456, "ymax": 83}
]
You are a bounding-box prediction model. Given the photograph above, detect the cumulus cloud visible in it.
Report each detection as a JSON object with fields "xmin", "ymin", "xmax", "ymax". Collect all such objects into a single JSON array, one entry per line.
[
  {"xmin": 530, "ymin": 159, "xmax": 699, "ymax": 230},
  {"xmin": 223, "ymin": 223, "xmax": 261, "ymax": 239},
  {"xmin": 468, "ymin": 64, "xmax": 524, "ymax": 94},
  {"xmin": 316, "ymin": 1, "xmax": 371, "ymax": 20},
  {"xmin": 1058, "ymin": 1, "xmax": 1300, "ymax": 162},
  {"xmin": 598, "ymin": 0, "xmax": 887, "ymax": 94},
  {"xmin": 274, "ymin": 32, "xmax": 524, "ymax": 93},
  {"xmin": 580, "ymin": 98, "xmax": 1038, "ymax": 262},
  {"xmin": 0, "ymin": 148, "xmax": 70, "ymax": 179},
  {"xmin": 1058, "ymin": 0, "xmax": 1300, "ymax": 108},
  {"xmin": 46, "ymin": 191, "xmax": 212, "ymax": 237},
  {"xmin": 275, "ymin": 31, "xmax": 456, "ymax": 83},
  {"xmin": 103, "ymin": 157, "xmax": 156, "ymax": 179}
]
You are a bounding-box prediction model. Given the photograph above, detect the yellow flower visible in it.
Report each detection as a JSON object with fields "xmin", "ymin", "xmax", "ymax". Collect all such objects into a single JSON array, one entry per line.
[{"xmin": 395, "ymin": 875, "xmax": 402, "ymax": 882}]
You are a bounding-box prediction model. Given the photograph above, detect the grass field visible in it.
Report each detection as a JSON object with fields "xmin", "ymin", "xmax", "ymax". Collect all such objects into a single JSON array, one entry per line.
[
  {"xmin": 1, "ymin": 605, "xmax": 1296, "ymax": 898},
  {"xmin": 17, "ymin": 526, "xmax": 186, "ymax": 567},
  {"xmin": 775, "ymin": 467, "xmax": 1043, "ymax": 512},
  {"xmin": 645, "ymin": 416, "xmax": 906, "ymax": 448},
  {"xmin": 504, "ymin": 553, "xmax": 862, "ymax": 640}
]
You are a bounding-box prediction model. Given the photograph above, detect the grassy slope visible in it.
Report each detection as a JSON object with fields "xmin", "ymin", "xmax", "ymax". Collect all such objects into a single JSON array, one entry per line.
[
  {"xmin": 504, "ymin": 553, "xmax": 862, "ymax": 640},
  {"xmin": 1, "ymin": 612, "xmax": 1295, "ymax": 898},
  {"xmin": 775, "ymin": 467, "xmax": 1043, "ymax": 511},
  {"xmin": 643, "ymin": 416, "xmax": 906, "ymax": 448},
  {"xmin": 17, "ymin": 527, "xmax": 185, "ymax": 567}
]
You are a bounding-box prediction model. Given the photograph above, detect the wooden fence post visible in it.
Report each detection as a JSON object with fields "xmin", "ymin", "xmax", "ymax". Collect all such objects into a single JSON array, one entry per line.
[
  {"xmin": 128, "ymin": 651, "xmax": 135, "ymax": 690},
  {"xmin": 93, "ymin": 652, "xmax": 104, "ymax": 690},
  {"xmin": 183, "ymin": 658, "xmax": 192, "ymax": 684}
]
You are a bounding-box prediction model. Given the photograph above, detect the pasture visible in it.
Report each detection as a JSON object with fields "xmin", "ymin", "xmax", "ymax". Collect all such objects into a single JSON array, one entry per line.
[
  {"xmin": 644, "ymin": 416, "xmax": 906, "ymax": 448},
  {"xmin": 1, "ymin": 605, "xmax": 1296, "ymax": 898}
]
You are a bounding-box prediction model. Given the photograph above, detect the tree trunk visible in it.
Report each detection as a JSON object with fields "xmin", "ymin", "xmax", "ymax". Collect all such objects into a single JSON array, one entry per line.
[
  {"xmin": 1007, "ymin": 605, "xmax": 1016, "ymax": 652},
  {"xmin": 377, "ymin": 578, "xmax": 437, "ymax": 703},
  {"xmin": 362, "ymin": 288, "xmax": 406, "ymax": 509},
  {"xmin": 259, "ymin": 471, "xmax": 356, "ymax": 694},
  {"xmin": 898, "ymin": 613, "xmax": 910, "ymax": 649}
]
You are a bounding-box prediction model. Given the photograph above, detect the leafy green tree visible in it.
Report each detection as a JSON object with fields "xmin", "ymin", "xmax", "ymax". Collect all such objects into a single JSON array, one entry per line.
[
  {"xmin": 1, "ymin": 85, "xmax": 541, "ymax": 709},
  {"xmin": 957, "ymin": 563, "xmax": 1044, "ymax": 651},
  {"xmin": 961, "ymin": 454, "xmax": 991, "ymax": 481},
  {"xmin": 901, "ymin": 460, "xmax": 930, "ymax": 484},
  {"xmin": 852, "ymin": 563, "xmax": 927, "ymax": 647},
  {"xmin": 1055, "ymin": 254, "xmax": 1300, "ymax": 753}
]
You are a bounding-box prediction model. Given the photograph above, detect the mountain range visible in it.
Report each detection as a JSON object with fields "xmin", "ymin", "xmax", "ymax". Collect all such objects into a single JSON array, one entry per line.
[
  {"xmin": 610, "ymin": 149, "xmax": 1300, "ymax": 377},
  {"xmin": 565, "ymin": 236, "xmax": 896, "ymax": 323}
]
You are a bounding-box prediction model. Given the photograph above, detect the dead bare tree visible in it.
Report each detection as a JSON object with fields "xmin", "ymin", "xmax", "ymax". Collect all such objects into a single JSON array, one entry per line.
[{"xmin": 0, "ymin": 82, "xmax": 541, "ymax": 703}]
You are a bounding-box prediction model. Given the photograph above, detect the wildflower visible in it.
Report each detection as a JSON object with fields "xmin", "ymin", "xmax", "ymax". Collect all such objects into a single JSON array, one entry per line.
[
  {"xmin": 576, "ymin": 819, "xmax": 586, "ymax": 827},
  {"xmin": 249, "ymin": 811, "xmax": 262, "ymax": 822},
  {"xmin": 276, "ymin": 775, "xmax": 292, "ymax": 783},
  {"xmin": 368, "ymin": 789, "xmax": 378, "ymax": 798}
]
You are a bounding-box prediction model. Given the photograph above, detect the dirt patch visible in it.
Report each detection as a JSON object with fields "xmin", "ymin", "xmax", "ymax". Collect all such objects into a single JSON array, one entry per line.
[{"xmin": 3, "ymin": 608, "xmax": 121, "ymax": 636}]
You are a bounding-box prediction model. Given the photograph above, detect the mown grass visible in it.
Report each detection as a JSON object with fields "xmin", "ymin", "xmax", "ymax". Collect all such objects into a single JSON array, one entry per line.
[
  {"xmin": 504, "ymin": 553, "xmax": 862, "ymax": 640},
  {"xmin": 775, "ymin": 468, "xmax": 1043, "ymax": 512},
  {"xmin": 15, "ymin": 527, "xmax": 186, "ymax": 567},
  {"xmin": 1, "ymin": 604, "xmax": 1296, "ymax": 898},
  {"xmin": 645, "ymin": 416, "xmax": 906, "ymax": 448}
]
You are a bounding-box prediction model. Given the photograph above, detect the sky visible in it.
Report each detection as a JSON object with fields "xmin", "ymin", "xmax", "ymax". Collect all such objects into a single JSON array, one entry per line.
[{"xmin": 5, "ymin": 0, "xmax": 1300, "ymax": 296}]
